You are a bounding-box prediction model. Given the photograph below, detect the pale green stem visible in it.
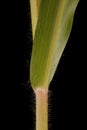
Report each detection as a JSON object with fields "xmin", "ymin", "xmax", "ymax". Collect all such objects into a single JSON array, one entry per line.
[{"xmin": 35, "ymin": 88, "xmax": 48, "ymax": 130}]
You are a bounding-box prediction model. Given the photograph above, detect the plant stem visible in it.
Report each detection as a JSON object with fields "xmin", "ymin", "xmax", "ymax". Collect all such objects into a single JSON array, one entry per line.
[{"xmin": 35, "ymin": 88, "xmax": 48, "ymax": 130}]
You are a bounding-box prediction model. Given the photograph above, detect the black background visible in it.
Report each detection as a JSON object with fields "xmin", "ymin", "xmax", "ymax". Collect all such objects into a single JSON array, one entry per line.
[{"xmin": 2, "ymin": 0, "xmax": 86, "ymax": 130}]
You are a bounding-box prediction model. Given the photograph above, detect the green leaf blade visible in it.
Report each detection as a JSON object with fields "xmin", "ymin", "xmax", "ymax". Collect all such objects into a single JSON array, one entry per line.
[
  {"xmin": 49, "ymin": 0, "xmax": 79, "ymax": 82},
  {"xmin": 30, "ymin": 0, "xmax": 41, "ymax": 39},
  {"xmin": 30, "ymin": 0, "xmax": 79, "ymax": 89}
]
